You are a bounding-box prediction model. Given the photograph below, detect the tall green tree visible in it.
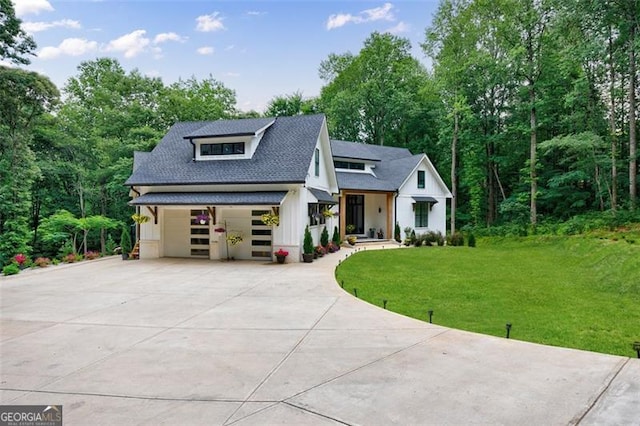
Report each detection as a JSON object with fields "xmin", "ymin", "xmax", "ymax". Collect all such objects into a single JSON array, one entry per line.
[
  {"xmin": 0, "ymin": 0, "xmax": 36, "ymax": 65},
  {"xmin": 320, "ymin": 32, "xmax": 429, "ymax": 147},
  {"xmin": 0, "ymin": 66, "xmax": 59, "ymax": 263}
]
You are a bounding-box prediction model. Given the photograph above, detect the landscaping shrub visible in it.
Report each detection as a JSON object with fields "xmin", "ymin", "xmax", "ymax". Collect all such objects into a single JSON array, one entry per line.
[
  {"xmin": 320, "ymin": 226, "xmax": 329, "ymax": 248},
  {"xmin": 85, "ymin": 251, "xmax": 101, "ymax": 260},
  {"xmin": 58, "ymin": 240, "xmax": 75, "ymax": 257},
  {"xmin": 303, "ymin": 225, "xmax": 314, "ymax": 254},
  {"xmin": 63, "ymin": 253, "xmax": 82, "ymax": 263},
  {"xmin": 105, "ymin": 234, "xmax": 117, "ymax": 254},
  {"xmin": 332, "ymin": 226, "xmax": 340, "ymax": 246},
  {"xmin": 468, "ymin": 232, "xmax": 476, "ymax": 247},
  {"xmin": 120, "ymin": 226, "xmax": 132, "ymax": 255},
  {"xmin": 34, "ymin": 257, "xmax": 51, "ymax": 267},
  {"xmin": 394, "ymin": 222, "xmax": 401, "ymax": 243},
  {"xmin": 448, "ymin": 231, "xmax": 465, "ymax": 246},
  {"xmin": 414, "ymin": 234, "xmax": 423, "ymax": 247},
  {"xmin": 2, "ymin": 263, "xmax": 20, "ymax": 275},
  {"xmin": 435, "ymin": 231, "xmax": 445, "ymax": 246},
  {"xmin": 410, "ymin": 230, "xmax": 417, "ymax": 245}
]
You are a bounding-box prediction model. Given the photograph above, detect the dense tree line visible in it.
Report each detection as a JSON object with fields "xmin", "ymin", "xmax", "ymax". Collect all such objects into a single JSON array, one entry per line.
[{"xmin": 0, "ymin": 0, "xmax": 638, "ymax": 265}]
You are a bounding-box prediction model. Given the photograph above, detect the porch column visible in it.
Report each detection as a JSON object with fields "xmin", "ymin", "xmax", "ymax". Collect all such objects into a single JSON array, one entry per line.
[
  {"xmin": 386, "ymin": 192, "xmax": 393, "ymax": 240},
  {"xmin": 339, "ymin": 191, "xmax": 346, "ymax": 241}
]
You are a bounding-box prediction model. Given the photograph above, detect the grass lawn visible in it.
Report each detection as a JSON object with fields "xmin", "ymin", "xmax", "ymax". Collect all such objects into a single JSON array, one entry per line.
[{"xmin": 335, "ymin": 235, "xmax": 640, "ymax": 357}]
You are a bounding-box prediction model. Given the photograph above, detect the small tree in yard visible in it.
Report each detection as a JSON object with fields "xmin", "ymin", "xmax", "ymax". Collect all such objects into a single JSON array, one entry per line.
[
  {"xmin": 320, "ymin": 226, "xmax": 329, "ymax": 248},
  {"xmin": 394, "ymin": 222, "xmax": 401, "ymax": 242},
  {"xmin": 332, "ymin": 226, "xmax": 340, "ymax": 246}
]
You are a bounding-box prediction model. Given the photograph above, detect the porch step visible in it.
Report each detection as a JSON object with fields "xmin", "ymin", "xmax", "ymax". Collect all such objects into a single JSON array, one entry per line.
[{"xmin": 130, "ymin": 241, "xmax": 140, "ymax": 259}]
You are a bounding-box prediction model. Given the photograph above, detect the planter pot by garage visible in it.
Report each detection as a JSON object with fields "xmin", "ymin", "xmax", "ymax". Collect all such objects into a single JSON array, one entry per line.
[
  {"xmin": 302, "ymin": 253, "xmax": 314, "ymax": 263},
  {"xmin": 122, "ymin": 253, "xmax": 129, "ymax": 260},
  {"xmin": 276, "ymin": 255, "xmax": 286, "ymax": 264}
]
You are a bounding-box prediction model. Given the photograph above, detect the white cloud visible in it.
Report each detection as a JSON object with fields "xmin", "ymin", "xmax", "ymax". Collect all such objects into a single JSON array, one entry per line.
[
  {"xmin": 12, "ymin": 0, "xmax": 53, "ymax": 17},
  {"xmin": 197, "ymin": 46, "xmax": 214, "ymax": 55},
  {"xmin": 196, "ymin": 12, "xmax": 225, "ymax": 32},
  {"xmin": 38, "ymin": 38, "xmax": 98, "ymax": 60},
  {"xmin": 326, "ymin": 2, "xmax": 395, "ymax": 30},
  {"xmin": 246, "ymin": 11, "xmax": 266, "ymax": 16},
  {"xmin": 22, "ymin": 19, "xmax": 81, "ymax": 33},
  {"xmin": 224, "ymin": 45, "xmax": 235, "ymax": 51},
  {"xmin": 225, "ymin": 72, "xmax": 239, "ymax": 77},
  {"xmin": 153, "ymin": 32, "xmax": 187, "ymax": 44},
  {"xmin": 105, "ymin": 30, "xmax": 150, "ymax": 58},
  {"xmin": 151, "ymin": 46, "xmax": 163, "ymax": 59},
  {"xmin": 386, "ymin": 21, "xmax": 410, "ymax": 34}
]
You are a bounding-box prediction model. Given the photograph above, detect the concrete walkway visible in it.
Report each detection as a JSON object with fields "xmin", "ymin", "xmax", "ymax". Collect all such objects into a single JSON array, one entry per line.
[{"xmin": 1, "ymin": 248, "xmax": 637, "ymax": 425}]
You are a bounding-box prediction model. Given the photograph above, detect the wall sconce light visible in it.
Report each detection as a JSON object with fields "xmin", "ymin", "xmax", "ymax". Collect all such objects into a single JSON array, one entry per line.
[{"xmin": 378, "ymin": 207, "xmax": 382, "ymax": 213}]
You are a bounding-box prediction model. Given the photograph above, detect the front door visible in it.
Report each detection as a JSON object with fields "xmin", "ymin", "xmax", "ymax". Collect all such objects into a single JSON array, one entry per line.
[{"xmin": 346, "ymin": 195, "xmax": 364, "ymax": 234}]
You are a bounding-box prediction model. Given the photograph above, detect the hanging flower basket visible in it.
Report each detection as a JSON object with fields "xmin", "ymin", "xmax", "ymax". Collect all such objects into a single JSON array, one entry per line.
[
  {"xmin": 131, "ymin": 214, "xmax": 150, "ymax": 224},
  {"xmin": 321, "ymin": 208, "xmax": 333, "ymax": 218},
  {"xmin": 214, "ymin": 227, "xmax": 226, "ymax": 233},
  {"xmin": 195, "ymin": 213, "xmax": 209, "ymax": 225},
  {"xmin": 261, "ymin": 213, "xmax": 280, "ymax": 226}
]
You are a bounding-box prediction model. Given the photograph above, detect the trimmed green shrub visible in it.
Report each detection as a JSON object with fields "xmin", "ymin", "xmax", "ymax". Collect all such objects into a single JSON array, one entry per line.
[
  {"xmin": 394, "ymin": 222, "xmax": 402, "ymax": 242},
  {"xmin": 320, "ymin": 226, "xmax": 329, "ymax": 248},
  {"xmin": 303, "ymin": 225, "xmax": 314, "ymax": 255},
  {"xmin": 468, "ymin": 232, "xmax": 476, "ymax": 247},
  {"xmin": 120, "ymin": 226, "xmax": 132, "ymax": 255},
  {"xmin": 332, "ymin": 226, "xmax": 340, "ymax": 246},
  {"xmin": 2, "ymin": 263, "xmax": 20, "ymax": 275}
]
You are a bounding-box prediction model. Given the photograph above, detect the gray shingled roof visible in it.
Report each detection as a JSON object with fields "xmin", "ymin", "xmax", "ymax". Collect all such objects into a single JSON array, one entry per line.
[
  {"xmin": 130, "ymin": 191, "xmax": 287, "ymax": 206},
  {"xmin": 330, "ymin": 140, "xmax": 381, "ymax": 161},
  {"xmin": 125, "ymin": 115, "xmax": 325, "ymax": 186},
  {"xmin": 331, "ymin": 141, "xmax": 422, "ymax": 192},
  {"xmin": 133, "ymin": 151, "xmax": 151, "ymax": 172},
  {"xmin": 412, "ymin": 196, "xmax": 438, "ymax": 203},
  {"xmin": 185, "ymin": 117, "xmax": 275, "ymax": 138}
]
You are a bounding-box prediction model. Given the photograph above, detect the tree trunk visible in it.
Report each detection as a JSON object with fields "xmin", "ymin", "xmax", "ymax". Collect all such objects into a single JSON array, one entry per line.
[
  {"xmin": 609, "ymin": 29, "xmax": 617, "ymax": 211},
  {"xmin": 530, "ymin": 86, "xmax": 537, "ymax": 228},
  {"xmin": 629, "ymin": 20, "xmax": 637, "ymax": 209},
  {"xmin": 450, "ymin": 111, "xmax": 458, "ymax": 235}
]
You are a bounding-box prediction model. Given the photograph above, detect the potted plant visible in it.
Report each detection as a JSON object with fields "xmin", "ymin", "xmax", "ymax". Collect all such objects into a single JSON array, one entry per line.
[
  {"xmin": 120, "ymin": 226, "xmax": 132, "ymax": 260},
  {"xmin": 377, "ymin": 228, "xmax": 384, "ymax": 239},
  {"xmin": 274, "ymin": 248, "xmax": 289, "ymax": 264},
  {"xmin": 321, "ymin": 208, "xmax": 333, "ymax": 218},
  {"xmin": 315, "ymin": 245, "xmax": 326, "ymax": 257},
  {"xmin": 346, "ymin": 224, "xmax": 355, "ymax": 234},
  {"xmin": 302, "ymin": 225, "xmax": 314, "ymax": 263},
  {"xmin": 369, "ymin": 228, "xmax": 376, "ymax": 238}
]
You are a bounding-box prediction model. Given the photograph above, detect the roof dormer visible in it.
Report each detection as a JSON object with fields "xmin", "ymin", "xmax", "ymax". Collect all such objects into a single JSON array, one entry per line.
[{"xmin": 184, "ymin": 117, "xmax": 275, "ymax": 161}]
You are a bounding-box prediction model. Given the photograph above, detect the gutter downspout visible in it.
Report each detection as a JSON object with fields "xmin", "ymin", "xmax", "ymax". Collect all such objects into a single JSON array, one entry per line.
[{"xmin": 188, "ymin": 138, "xmax": 195, "ymax": 161}]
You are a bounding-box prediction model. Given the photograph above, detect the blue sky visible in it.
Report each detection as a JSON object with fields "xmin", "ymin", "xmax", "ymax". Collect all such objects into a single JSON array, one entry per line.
[{"xmin": 12, "ymin": 0, "xmax": 438, "ymax": 112}]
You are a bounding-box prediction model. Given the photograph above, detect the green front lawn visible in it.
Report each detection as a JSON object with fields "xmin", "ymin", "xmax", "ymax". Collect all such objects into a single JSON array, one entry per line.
[{"xmin": 335, "ymin": 236, "xmax": 640, "ymax": 357}]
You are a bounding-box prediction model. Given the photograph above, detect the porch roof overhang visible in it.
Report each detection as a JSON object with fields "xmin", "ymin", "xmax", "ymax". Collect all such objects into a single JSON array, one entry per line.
[
  {"xmin": 308, "ymin": 187, "xmax": 337, "ymax": 204},
  {"xmin": 130, "ymin": 191, "xmax": 287, "ymax": 206},
  {"xmin": 412, "ymin": 196, "xmax": 438, "ymax": 204}
]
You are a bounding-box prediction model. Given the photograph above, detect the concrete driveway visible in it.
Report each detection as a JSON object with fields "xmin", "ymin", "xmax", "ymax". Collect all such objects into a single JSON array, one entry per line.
[{"xmin": 1, "ymin": 248, "xmax": 637, "ymax": 425}]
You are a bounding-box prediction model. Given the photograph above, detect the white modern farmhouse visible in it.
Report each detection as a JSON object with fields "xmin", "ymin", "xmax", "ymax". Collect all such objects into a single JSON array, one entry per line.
[{"xmin": 126, "ymin": 114, "xmax": 451, "ymax": 262}]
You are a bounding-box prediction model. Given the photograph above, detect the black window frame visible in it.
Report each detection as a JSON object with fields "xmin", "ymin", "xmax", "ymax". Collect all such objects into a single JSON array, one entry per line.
[
  {"xmin": 200, "ymin": 142, "xmax": 245, "ymax": 156},
  {"xmin": 334, "ymin": 160, "xmax": 365, "ymax": 170},
  {"xmin": 418, "ymin": 170, "xmax": 425, "ymax": 189},
  {"xmin": 315, "ymin": 148, "xmax": 320, "ymax": 177},
  {"xmin": 308, "ymin": 203, "xmax": 326, "ymax": 226},
  {"xmin": 415, "ymin": 202, "xmax": 429, "ymax": 228}
]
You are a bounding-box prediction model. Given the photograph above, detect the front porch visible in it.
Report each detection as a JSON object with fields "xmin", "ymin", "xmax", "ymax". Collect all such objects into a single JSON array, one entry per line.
[{"xmin": 339, "ymin": 190, "xmax": 394, "ymax": 242}]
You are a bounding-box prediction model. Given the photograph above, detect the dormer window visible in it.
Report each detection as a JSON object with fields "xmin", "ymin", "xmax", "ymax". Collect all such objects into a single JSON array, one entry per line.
[
  {"xmin": 334, "ymin": 160, "xmax": 365, "ymax": 170},
  {"xmin": 201, "ymin": 142, "xmax": 245, "ymax": 156}
]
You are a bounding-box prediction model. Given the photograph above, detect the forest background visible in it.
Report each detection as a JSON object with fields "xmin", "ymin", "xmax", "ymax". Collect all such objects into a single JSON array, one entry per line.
[{"xmin": 1, "ymin": 0, "xmax": 638, "ymax": 264}]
